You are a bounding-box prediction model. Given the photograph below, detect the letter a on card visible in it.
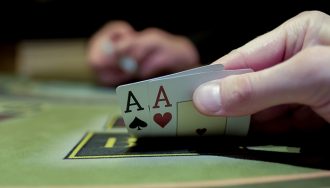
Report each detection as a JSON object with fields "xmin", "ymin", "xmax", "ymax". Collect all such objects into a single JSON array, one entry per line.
[
  {"xmin": 148, "ymin": 82, "xmax": 177, "ymax": 137},
  {"xmin": 116, "ymin": 81, "xmax": 151, "ymax": 137}
]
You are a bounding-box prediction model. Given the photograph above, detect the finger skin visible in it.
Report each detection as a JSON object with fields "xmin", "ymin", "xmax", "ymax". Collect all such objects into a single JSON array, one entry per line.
[
  {"xmin": 214, "ymin": 11, "xmax": 330, "ymax": 71},
  {"xmin": 194, "ymin": 46, "xmax": 330, "ymax": 123},
  {"xmin": 193, "ymin": 11, "xmax": 330, "ymax": 127}
]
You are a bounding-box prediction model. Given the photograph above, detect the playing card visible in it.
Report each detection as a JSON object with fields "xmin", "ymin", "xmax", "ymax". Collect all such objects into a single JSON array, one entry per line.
[{"xmin": 147, "ymin": 69, "xmax": 252, "ymax": 137}]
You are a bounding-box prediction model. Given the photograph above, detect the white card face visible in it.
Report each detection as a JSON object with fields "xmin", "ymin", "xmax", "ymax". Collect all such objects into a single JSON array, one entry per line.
[
  {"xmin": 177, "ymin": 101, "xmax": 226, "ymax": 136},
  {"xmin": 116, "ymin": 81, "xmax": 151, "ymax": 137}
]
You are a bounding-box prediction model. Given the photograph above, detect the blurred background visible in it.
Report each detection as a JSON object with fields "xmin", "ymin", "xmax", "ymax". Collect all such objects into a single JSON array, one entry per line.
[{"xmin": 0, "ymin": 0, "xmax": 329, "ymax": 82}]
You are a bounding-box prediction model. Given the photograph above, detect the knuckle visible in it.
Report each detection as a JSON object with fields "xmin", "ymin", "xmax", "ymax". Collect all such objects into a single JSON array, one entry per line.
[
  {"xmin": 143, "ymin": 28, "xmax": 162, "ymax": 35},
  {"xmin": 297, "ymin": 10, "xmax": 326, "ymax": 20},
  {"xmin": 283, "ymin": 11, "xmax": 326, "ymax": 32},
  {"xmin": 105, "ymin": 20, "xmax": 129, "ymax": 29},
  {"xmin": 142, "ymin": 28, "xmax": 170, "ymax": 40},
  {"xmin": 221, "ymin": 75, "xmax": 254, "ymax": 112}
]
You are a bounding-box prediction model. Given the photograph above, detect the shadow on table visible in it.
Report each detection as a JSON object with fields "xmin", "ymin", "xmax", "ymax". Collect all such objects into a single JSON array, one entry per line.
[{"xmin": 133, "ymin": 133, "xmax": 330, "ymax": 170}]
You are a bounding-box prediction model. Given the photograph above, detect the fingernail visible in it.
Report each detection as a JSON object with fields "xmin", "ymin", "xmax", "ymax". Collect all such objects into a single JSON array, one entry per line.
[{"xmin": 194, "ymin": 82, "xmax": 222, "ymax": 113}]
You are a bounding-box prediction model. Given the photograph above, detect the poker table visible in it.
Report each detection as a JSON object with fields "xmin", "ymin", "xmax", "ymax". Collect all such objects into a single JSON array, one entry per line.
[{"xmin": 1, "ymin": 75, "xmax": 330, "ymax": 188}]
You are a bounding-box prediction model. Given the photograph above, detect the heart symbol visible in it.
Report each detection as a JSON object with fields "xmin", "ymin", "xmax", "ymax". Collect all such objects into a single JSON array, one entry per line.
[
  {"xmin": 196, "ymin": 128, "xmax": 207, "ymax": 136},
  {"xmin": 153, "ymin": 112, "xmax": 172, "ymax": 128}
]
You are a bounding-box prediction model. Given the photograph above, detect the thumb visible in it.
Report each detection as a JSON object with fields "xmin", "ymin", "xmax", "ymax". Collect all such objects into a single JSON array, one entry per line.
[{"xmin": 193, "ymin": 47, "xmax": 330, "ymax": 119}]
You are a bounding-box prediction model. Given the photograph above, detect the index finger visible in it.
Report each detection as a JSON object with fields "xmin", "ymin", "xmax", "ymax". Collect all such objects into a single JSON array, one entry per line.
[{"xmin": 214, "ymin": 11, "xmax": 324, "ymax": 71}]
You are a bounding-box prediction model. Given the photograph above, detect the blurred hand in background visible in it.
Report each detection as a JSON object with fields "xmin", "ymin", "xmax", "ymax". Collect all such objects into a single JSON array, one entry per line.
[{"xmin": 88, "ymin": 21, "xmax": 200, "ymax": 86}]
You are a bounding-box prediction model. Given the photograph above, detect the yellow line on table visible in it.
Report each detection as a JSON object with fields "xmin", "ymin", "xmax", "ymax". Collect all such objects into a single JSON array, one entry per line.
[
  {"xmin": 104, "ymin": 138, "xmax": 117, "ymax": 148},
  {"xmin": 67, "ymin": 132, "xmax": 93, "ymax": 159},
  {"xmin": 69, "ymin": 153, "xmax": 198, "ymax": 159},
  {"xmin": 2, "ymin": 171, "xmax": 330, "ymax": 188}
]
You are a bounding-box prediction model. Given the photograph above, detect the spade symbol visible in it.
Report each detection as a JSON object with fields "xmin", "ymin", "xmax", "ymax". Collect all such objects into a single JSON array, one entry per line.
[{"xmin": 129, "ymin": 117, "xmax": 148, "ymax": 130}]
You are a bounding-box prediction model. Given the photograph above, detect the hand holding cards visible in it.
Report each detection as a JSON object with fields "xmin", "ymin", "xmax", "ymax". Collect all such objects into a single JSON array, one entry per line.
[{"xmin": 116, "ymin": 64, "xmax": 253, "ymax": 138}]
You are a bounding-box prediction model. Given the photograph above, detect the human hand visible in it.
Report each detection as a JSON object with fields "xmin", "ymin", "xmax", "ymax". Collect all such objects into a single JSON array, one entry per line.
[
  {"xmin": 88, "ymin": 21, "xmax": 136, "ymax": 86},
  {"xmin": 193, "ymin": 11, "xmax": 330, "ymax": 139},
  {"xmin": 88, "ymin": 21, "xmax": 200, "ymax": 86}
]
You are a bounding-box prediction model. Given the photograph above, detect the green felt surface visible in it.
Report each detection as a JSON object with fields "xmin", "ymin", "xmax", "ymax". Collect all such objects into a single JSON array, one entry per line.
[{"xmin": 0, "ymin": 75, "xmax": 328, "ymax": 187}]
